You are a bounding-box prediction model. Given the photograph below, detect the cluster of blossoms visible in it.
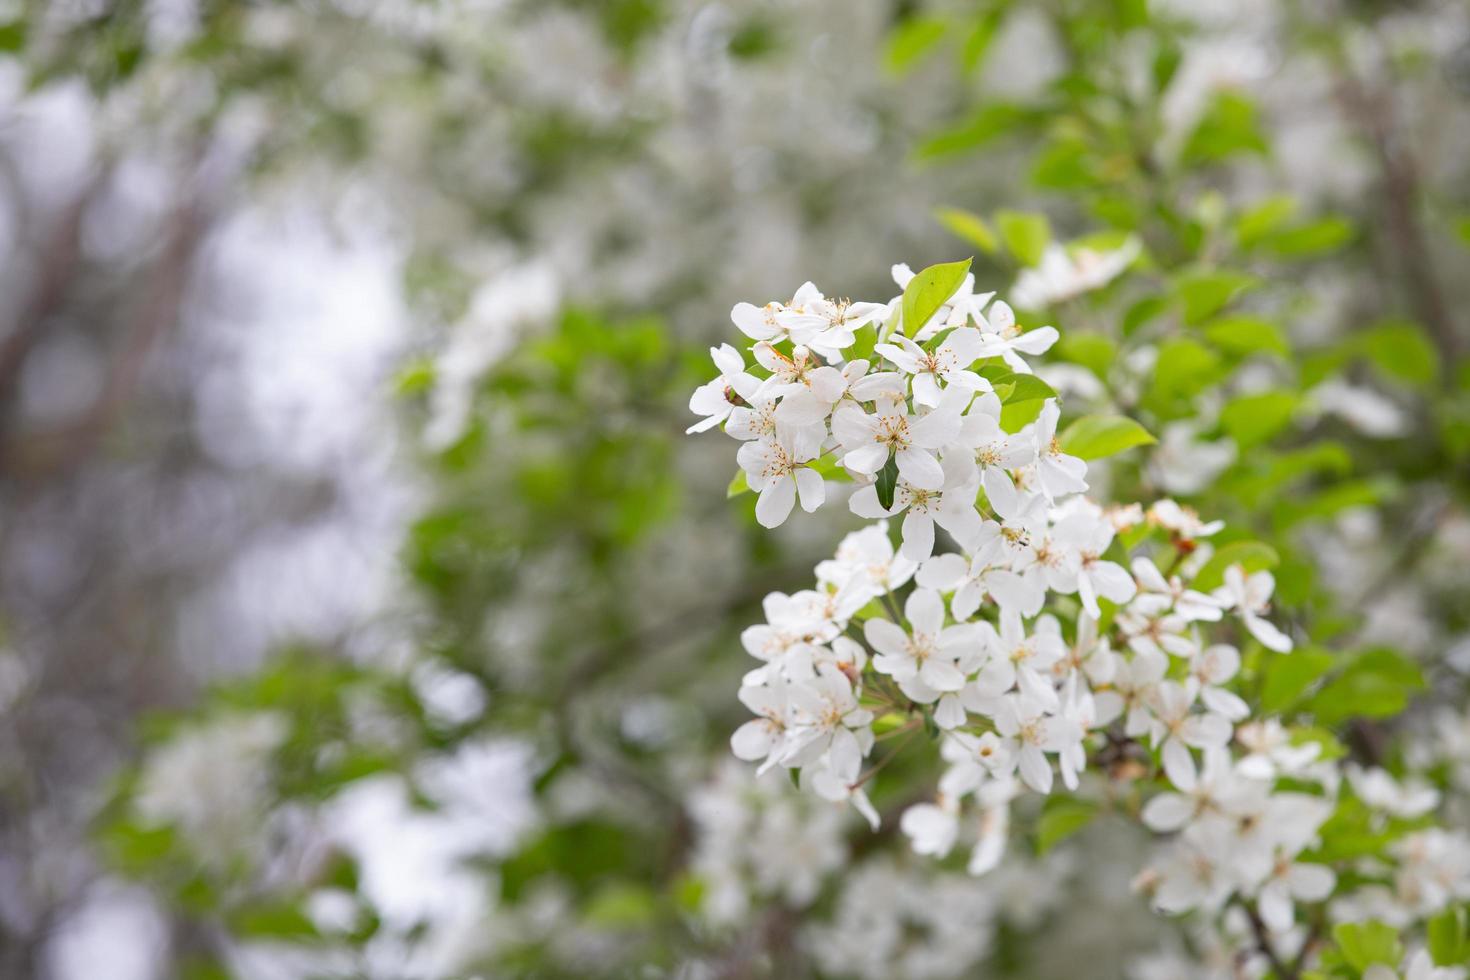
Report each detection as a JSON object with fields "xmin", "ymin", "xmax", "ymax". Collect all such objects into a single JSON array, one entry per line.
[
  {"xmin": 802, "ymin": 851, "xmax": 1073, "ymax": 980},
  {"xmin": 686, "ymin": 761, "xmax": 848, "ymax": 925},
  {"xmin": 687, "ymin": 262, "xmax": 1362, "ymax": 928},
  {"xmin": 694, "ymin": 266, "xmax": 1287, "ymax": 778}
]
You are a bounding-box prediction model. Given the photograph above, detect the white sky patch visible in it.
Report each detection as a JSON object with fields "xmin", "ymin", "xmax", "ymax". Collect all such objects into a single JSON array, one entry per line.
[
  {"xmin": 45, "ymin": 881, "xmax": 169, "ymax": 980},
  {"xmin": 178, "ymin": 200, "xmax": 418, "ymax": 674}
]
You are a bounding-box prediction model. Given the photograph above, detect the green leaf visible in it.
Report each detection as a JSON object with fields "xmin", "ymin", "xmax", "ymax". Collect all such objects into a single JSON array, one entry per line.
[
  {"xmin": 1235, "ymin": 195, "xmax": 1298, "ymax": 249},
  {"xmin": 1428, "ymin": 906, "xmax": 1470, "ymax": 966},
  {"xmin": 885, "ymin": 15, "xmax": 949, "ymax": 75},
  {"xmin": 1202, "ymin": 314, "xmax": 1290, "ymax": 358},
  {"xmin": 1031, "ymin": 134, "xmax": 1094, "ymax": 190},
  {"xmin": 1261, "ymin": 648, "xmax": 1335, "ymax": 714},
  {"xmin": 726, "ymin": 470, "xmax": 749, "ymax": 498},
  {"xmin": 1357, "ymin": 319, "xmax": 1439, "ymax": 386},
  {"xmin": 1059, "ymin": 415, "xmax": 1156, "ymax": 460},
  {"xmin": 1313, "ymin": 797, "xmax": 1393, "ymax": 865},
  {"xmin": 1265, "ymin": 217, "xmax": 1353, "ymax": 257},
  {"xmin": 1191, "ymin": 541, "xmax": 1279, "ymax": 592},
  {"xmin": 231, "ymin": 902, "xmax": 319, "ymax": 939},
  {"xmin": 915, "ymin": 104, "xmax": 1033, "ymax": 159},
  {"xmin": 1152, "ymin": 39, "xmax": 1182, "ymax": 93},
  {"xmin": 1036, "ymin": 796, "xmax": 1099, "ymax": 854},
  {"xmin": 1180, "ymin": 90, "xmax": 1268, "ymax": 166},
  {"xmin": 1000, "ymin": 397, "xmax": 1046, "ymax": 432},
  {"xmin": 1290, "ymin": 726, "xmax": 1346, "ymax": 763},
  {"xmin": 935, "ymin": 207, "xmax": 999, "ymax": 255},
  {"xmin": 1057, "ymin": 333, "xmax": 1117, "ymax": 379},
  {"xmin": 1122, "ymin": 295, "xmax": 1170, "ymax": 337},
  {"xmin": 673, "ymin": 873, "xmax": 705, "ymax": 914},
  {"xmin": 1274, "ymin": 478, "xmax": 1395, "ymax": 529},
  {"xmin": 809, "ymin": 454, "xmax": 852, "ymax": 484},
  {"xmin": 993, "ymin": 373, "xmax": 1057, "ymax": 404},
  {"xmin": 902, "ymin": 258, "xmax": 973, "ymax": 337},
  {"xmin": 1174, "ymin": 270, "xmax": 1258, "ymax": 325},
  {"xmin": 726, "ymin": 18, "xmax": 778, "ymax": 59},
  {"xmin": 1144, "ymin": 337, "xmax": 1227, "ymax": 417},
  {"xmin": 987, "ymin": 359, "xmax": 1058, "ymax": 429},
  {"xmin": 393, "ymin": 356, "xmax": 436, "ymax": 396},
  {"xmin": 102, "ymin": 821, "xmax": 178, "ymax": 875},
  {"xmin": 960, "ymin": 10, "xmax": 1004, "ymax": 72},
  {"xmin": 1334, "ymin": 921, "xmax": 1403, "ymax": 971},
  {"xmin": 1308, "ymin": 648, "xmax": 1425, "ymax": 727},
  {"xmin": 850, "ymin": 317, "xmax": 879, "ymax": 361},
  {"xmin": 0, "ymin": 19, "xmax": 26, "ymax": 53},
  {"xmin": 584, "ymin": 882, "xmax": 658, "ymax": 929},
  {"xmin": 500, "ymin": 821, "xmax": 652, "ymax": 901},
  {"xmin": 1220, "ymin": 390, "xmax": 1300, "ymax": 449},
  {"xmin": 995, "ymin": 210, "xmax": 1052, "ymax": 266},
  {"xmin": 876, "ymin": 453, "xmax": 899, "ymax": 511}
]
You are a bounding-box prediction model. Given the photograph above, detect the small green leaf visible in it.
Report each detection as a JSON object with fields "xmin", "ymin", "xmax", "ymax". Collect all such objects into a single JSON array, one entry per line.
[
  {"xmin": 809, "ymin": 455, "xmax": 851, "ymax": 483},
  {"xmin": 231, "ymin": 902, "xmax": 319, "ymax": 939},
  {"xmin": 1122, "ymin": 295, "xmax": 1170, "ymax": 337},
  {"xmin": 1191, "ymin": 541, "xmax": 1279, "ymax": 592},
  {"xmin": 1180, "ymin": 90, "xmax": 1267, "ymax": 166},
  {"xmin": 935, "ymin": 207, "xmax": 999, "ymax": 255},
  {"xmin": 0, "ymin": 19, "xmax": 26, "ymax": 53},
  {"xmin": 885, "ymin": 16, "xmax": 948, "ymax": 75},
  {"xmin": 902, "ymin": 258, "xmax": 973, "ymax": 337},
  {"xmin": 1000, "ymin": 397, "xmax": 1046, "ymax": 433},
  {"xmin": 1357, "ymin": 319, "xmax": 1439, "ymax": 386},
  {"xmin": 995, "ymin": 210, "xmax": 1052, "ymax": 266},
  {"xmin": 1221, "ymin": 390, "xmax": 1300, "ymax": 449},
  {"xmin": 1428, "ymin": 906, "xmax": 1469, "ymax": 966},
  {"xmin": 850, "ymin": 319, "xmax": 879, "ymax": 361},
  {"xmin": 915, "ymin": 103, "xmax": 1033, "ymax": 160},
  {"xmin": 673, "ymin": 873, "xmax": 705, "ymax": 914},
  {"xmin": 1144, "ymin": 337, "xmax": 1227, "ymax": 417},
  {"xmin": 1152, "ymin": 39, "xmax": 1182, "ymax": 93},
  {"xmin": 1265, "ymin": 217, "xmax": 1353, "ymax": 257},
  {"xmin": 1174, "ymin": 270, "xmax": 1258, "ymax": 325},
  {"xmin": 876, "ymin": 453, "xmax": 899, "ymax": 511},
  {"xmin": 393, "ymin": 356, "xmax": 436, "ymax": 396},
  {"xmin": 1202, "ymin": 314, "xmax": 1290, "ymax": 358},
  {"xmin": 1057, "ymin": 333, "xmax": 1117, "ymax": 379},
  {"xmin": 1261, "ymin": 648, "xmax": 1335, "ymax": 714},
  {"xmin": 960, "ymin": 9, "xmax": 1004, "ymax": 72},
  {"xmin": 994, "ymin": 373, "xmax": 1057, "ymax": 404},
  {"xmin": 992, "ymin": 373, "xmax": 1057, "ymax": 431},
  {"xmin": 1235, "ymin": 195, "xmax": 1298, "ymax": 249},
  {"xmin": 726, "ymin": 470, "xmax": 749, "ymax": 498},
  {"xmin": 1058, "ymin": 415, "xmax": 1156, "ymax": 460},
  {"xmin": 1031, "ymin": 134, "xmax": 1093, "ymax": 190},
  {"xmin": 1334, "ymin": 921, "xmax": 1403, "ymax": 971},
  {"xmin": 1308, "ymin": 648, "xmax": 1425, "ymax": 727},
  {"xmin": 584, "ymin": 882, "xmax": 658, "ymax": 929},
  {"xmin": 1036, "ymin": 796, "xmax": 1099, "ymax": 854},
  {"xmin": 1290, "ymin": 726, "xmax": 1346, "ymax": 763}
]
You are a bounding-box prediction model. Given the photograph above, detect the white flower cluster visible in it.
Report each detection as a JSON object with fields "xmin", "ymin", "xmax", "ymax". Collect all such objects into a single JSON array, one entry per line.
[
  {"xmin": 687, "ymin": 761, "xmax": 848, "ymax": 925},
  {"xmin": 134, "ymin": 710, "xmax": 289, "ymax": 862},
  {"xmin": 802, "ymin": 856, "xmax": 999, "ymax": 980},
  {"xmin": 1134, "ymin": 741, "xmax": 1336, "ymax": 931},
  {"xmin": 689, "ymin": 263, "xmax": 1317, "ymax": 918}
]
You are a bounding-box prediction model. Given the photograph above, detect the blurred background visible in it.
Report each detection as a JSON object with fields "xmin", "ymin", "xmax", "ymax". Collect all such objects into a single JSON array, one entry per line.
[{"xmin": 0, "ymin": 1, "xmax": 1467, "ymax": 978}]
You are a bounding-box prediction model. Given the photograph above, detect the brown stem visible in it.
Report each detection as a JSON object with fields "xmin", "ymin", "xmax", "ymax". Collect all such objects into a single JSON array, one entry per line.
[
  {"xmin": 850, "ymin": 726, "xmax": 918, "ymax": 790},
  {"xmin": 1333, "ymin": 55, "xmax": 1461, "ymax": 378},
  {"xmin": 1238, "ymin": 897, "xmax": 1296, "ymax": 980}
]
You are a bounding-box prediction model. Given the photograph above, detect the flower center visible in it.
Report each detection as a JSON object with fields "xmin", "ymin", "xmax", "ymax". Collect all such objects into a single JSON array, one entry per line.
[{"xmin": 875, "ymin": 414, "xmax": 911, "ymax": 449}]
